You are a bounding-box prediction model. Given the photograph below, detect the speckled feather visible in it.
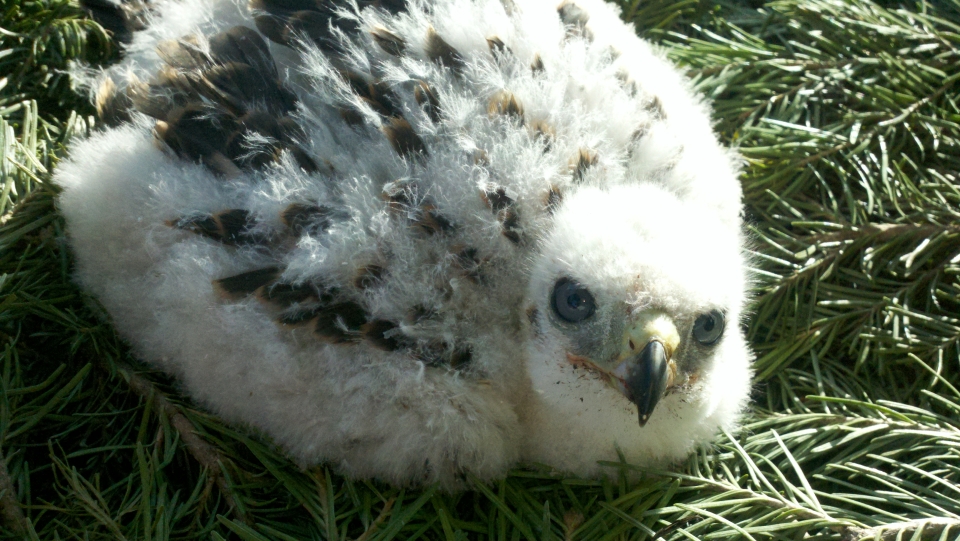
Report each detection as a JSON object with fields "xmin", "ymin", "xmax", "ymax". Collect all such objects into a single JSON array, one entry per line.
[{"xmin": 60, "ymin": 0, "xmax": 752, "ymax": 487}]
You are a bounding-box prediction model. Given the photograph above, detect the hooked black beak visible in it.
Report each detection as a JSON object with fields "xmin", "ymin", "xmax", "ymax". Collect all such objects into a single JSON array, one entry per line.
[{"xmin": 622, "ymin": 340, "xmax": 670, "ymax": 427}]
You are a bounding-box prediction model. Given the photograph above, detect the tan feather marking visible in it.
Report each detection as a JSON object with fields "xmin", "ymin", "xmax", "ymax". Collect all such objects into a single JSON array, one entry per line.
[
  {"xmin": 413, "ymin": 80, "xmax": 441, "ymax": 123},
  {"xmin": 530, "ymin": 54, "xmax": 544, "ymax": 73},
  {"xmin": 371, "ymin": 26, "xmax": 405, "ymax": 56},
  {"xmin": 471, "ymin": 149, "xmax": 490, "ymax": 166},
  {"xmin": 571, "ymin": 148, "xmax": 598, "ymax": 183},
  {"xmin": 214, "ymin": 267, "xmax": 280, "ymax": 299},
  {"xmin": 425, "ymin": 28, "xmax": 465, "ymax": 71},
  {"xmin": 530, "ymin": 120, "xmax": 555, "ymax": 151},
  {"xmin": 486, "ymin": 36, "xmax": 508, "ymax": 55},
  {"xmin": 95, "ymin": 77, "xmax": 133, "ymax": 127},
  {"xmin": 156, "ymin": 36, "xmax": 205, "ymax": 69},
  {"xmin": 488, "ymin": 91, "xmax": 524, "ymax": 121},
  {"xmin": 382, "ymin": 117, "xmax": 427, "ymax": 161},
  {"xmin": 646, "ymin": 95, "xmax": 666, "ymax": 119}
]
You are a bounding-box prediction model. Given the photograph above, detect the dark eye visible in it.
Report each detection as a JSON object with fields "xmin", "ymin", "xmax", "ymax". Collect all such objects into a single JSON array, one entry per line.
[
  {"xmin": 551, "ymin": 278, "xmax": 595, "ymax": 323},
  {"xmin": 693, "ymin": 310, "xmax": 725, "ymax": 345}
]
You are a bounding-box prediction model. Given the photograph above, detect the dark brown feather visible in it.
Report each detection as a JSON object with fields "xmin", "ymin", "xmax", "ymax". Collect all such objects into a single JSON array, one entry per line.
[
  {"xmin": 258, "ymin": 282, "xmax": 317, "ymax": 306},
  {"xmin": 413, "ymin": 80, "xmax": 441, "ymax": 123},
  {"xmin": 279, "ymin": 308, "xmax": 319, "ymax": 326},
  {"xmin": 282, "ymin": 203, "xmax": 334, "ymax": 235},
  {"xmin": 371, "ymin": 26, "xmax": 405, "ymax": 56},
  {"xmin": 361, "ymin": 320, "xmax": 408, "ymax": 351},
  {"xmin": 381, "ymin": 178, "xmax": 414, "ymax": 210},
  {"xmin": 425, "ymin": 28, "xmax": 465, "ymax": 72},
  {"xmin": 449, "ymin": 344, "xmax": 472, "ymax": 369},
  {"xmin": 413, "ymin": 202, "xmax": 455, "ymax": 235},
  {"xmin": 169, "ymin": 209, "xmax": 264, "ymax": 245},
  {"xmin": 354, "ymin": 265, "xmax": 387, "ymax": 289},
  {"xmin": 214, "ymin": 267, "xmax": 280, "ymax": 298},
  {"xmin": 382, "ymin": 117, "xmax": 427, "ymax": 162},
  {"xmin": 156, "ymin": 36, "xmax": 208, "ymax": 69},
  {"xmin": 200, "ymin": 62, "xmax": 297, "ymax": 115},
  {"xmin": 418, "ymin": 341, "xmax": 472, "ymax": 368},
  {"xmin": 95, "ymin": 78, "xmax": 133, "ymax": 128},
  {"xmin": 209, "ymin": 26, "xmax": 278, "ymax": 77},
  {"xmin": 530, "ymin": 54, "xmax": 544, "ymax": 73},
  {"xmin": 481, "ymin": 187, "xmax": 514, "ymax": 212},
  {"xmin": 289, "ymin": 146, "xmax": 321, "ymax": 172},
  {"xmin": 545, "ymin": 185, "xmax": 563, "ymax": 213},
  {"xmin": 314, "ymin": 302, "xmax": 367, "ymax": 342},
  {"xmin": 500, "ymin": 208, "xmax": 523, "ymax": 245},
  {"xmin": 407, "ymin": 304, "xmax": 437, "ymax": 323},
  {"xmin": 452, "ymin": 246, "xmax": 485, "ymax": 282},
  {"xmin": 156, "ymin": 105, "xmax": 241, "ymax": 166},
  {"xmin": 79, "ymin": 0, "xmax": 147, "ymax": 44},
  {"xmin": 249, "ymin": 0, "xmax": 351, "ymax": 51},
  {"xmin": 486, "ymin": 36, "xmax": 508, "ymax": 56}
]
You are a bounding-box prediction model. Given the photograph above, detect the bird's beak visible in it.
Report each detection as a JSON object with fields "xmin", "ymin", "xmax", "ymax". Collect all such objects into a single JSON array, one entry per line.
[{"xmin": 612, "ymin": 311, "xmax": 680, "ymax": 426}]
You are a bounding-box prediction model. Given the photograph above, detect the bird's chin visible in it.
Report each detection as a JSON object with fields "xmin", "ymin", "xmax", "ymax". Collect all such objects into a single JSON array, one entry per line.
[
  {"xmin": 564, "ymin": 350, "xmax": 684, "ymax": 426},
  {"xmin": 564, "ymin": 352, "xmax": 624, "ymax": 391}
]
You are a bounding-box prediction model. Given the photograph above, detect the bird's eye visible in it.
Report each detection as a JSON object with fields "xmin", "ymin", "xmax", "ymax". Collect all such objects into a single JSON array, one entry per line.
[
  {"xmin": 551, "ymin": 278, "xmax": 595, "ymax": 323},
  {"xmin": 693, "ymin": 310, "xmax": 725, "ymax": 345}
]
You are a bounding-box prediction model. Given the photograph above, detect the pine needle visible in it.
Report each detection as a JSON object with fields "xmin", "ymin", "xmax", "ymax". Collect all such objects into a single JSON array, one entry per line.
[{"xmin": 2, "ymin": 0, "xmax": 960, "ymax": 539}]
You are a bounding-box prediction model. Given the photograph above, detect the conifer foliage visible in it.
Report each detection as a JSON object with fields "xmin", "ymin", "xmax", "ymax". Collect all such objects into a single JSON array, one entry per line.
[{"xmin": 1, "ymin": 0, "xmax": 958, "ymax": 539}]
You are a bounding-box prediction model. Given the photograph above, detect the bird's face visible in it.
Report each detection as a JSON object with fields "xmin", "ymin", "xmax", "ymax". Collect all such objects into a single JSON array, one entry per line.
[{"xmin": 524, "ymin": 184, "xmax": 749, "ymax": 431}]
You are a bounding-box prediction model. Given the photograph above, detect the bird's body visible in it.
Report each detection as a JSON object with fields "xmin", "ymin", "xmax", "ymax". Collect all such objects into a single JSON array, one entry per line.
[{"xmin": 57, "ymin": 0, "xmax": 752, "ymax": 487}]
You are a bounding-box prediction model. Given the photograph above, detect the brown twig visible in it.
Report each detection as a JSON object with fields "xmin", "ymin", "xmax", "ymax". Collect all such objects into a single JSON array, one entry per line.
[
  {"xmin": 354, "ymin": 497, "xmax": 396, "ymax": 541},
  {"xmin": 0, "ymin": 447, "xmax": 28, "ymax": 535},
  {"xmin": 116, "ymin": 362, "xmax": 249, "ymax": 523}
]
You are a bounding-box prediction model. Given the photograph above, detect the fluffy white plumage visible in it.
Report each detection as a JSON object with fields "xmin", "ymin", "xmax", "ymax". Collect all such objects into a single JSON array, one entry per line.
[{"xmin": 57, "ymin": 0, "xmax": 753, "ymax": 487}]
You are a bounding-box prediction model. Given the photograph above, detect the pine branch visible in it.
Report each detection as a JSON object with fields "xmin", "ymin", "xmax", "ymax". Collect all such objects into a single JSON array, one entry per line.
[
  {"xmin": 0, "ymin": 447, "xmax": 26, "ymax": 535},
  {"xmin": 115, "ymin": 361, "xmax": 250, "ymax": 524}
]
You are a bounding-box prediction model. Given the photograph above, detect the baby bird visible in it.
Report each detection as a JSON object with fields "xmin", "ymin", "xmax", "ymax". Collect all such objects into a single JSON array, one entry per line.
[{"xmin": 58, "ymin": 0, "xmax": 753, "ymax": 487}]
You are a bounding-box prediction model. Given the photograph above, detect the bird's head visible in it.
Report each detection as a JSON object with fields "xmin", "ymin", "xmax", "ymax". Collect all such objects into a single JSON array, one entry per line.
[{"xmin": 523, "ymin": 183, "xmax": 750, "ymax": 455}]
